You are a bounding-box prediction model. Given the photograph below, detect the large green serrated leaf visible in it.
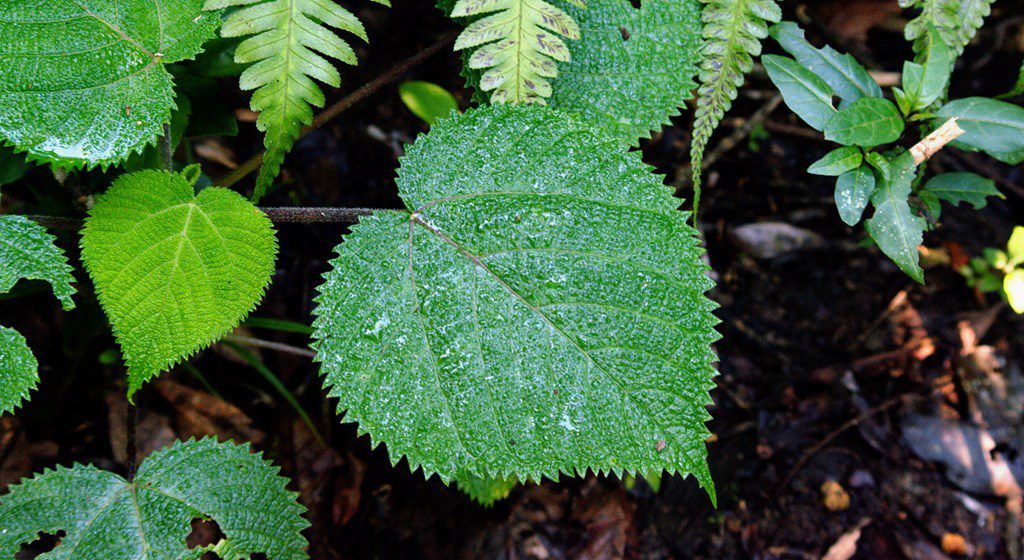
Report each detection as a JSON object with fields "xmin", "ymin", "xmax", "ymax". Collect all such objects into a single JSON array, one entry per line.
[
  {"xmin": 0, "ymin": 1, "xmax": 220, "ymax": 168},
  {"xmin": 80, "ymin": 170, "xmax": 278, "ymax": 397},
  {"xmin": 0, "ymin": 325, "xmax": 37, "ymax": 415},
  {"xmin": 0, "ymin": 215, "xmax": 76, "ymax": 310},
  {"xmin": 547, "ymin": 0, "xmax": 702, "ymax": 144},
  {"xmin": 312, "ymin": 106, "xmax": 718, "ymax": 496},
  {"xmin": 864, "ymin": 151, "xmax": 925, "ymax": 283},
  {"xmin": 0, "ymin": 438, "xmax": 309, "ymax": 559}
]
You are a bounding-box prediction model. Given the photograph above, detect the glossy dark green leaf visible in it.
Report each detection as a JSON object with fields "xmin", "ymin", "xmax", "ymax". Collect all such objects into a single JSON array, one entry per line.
[
  {"xmin": 936, "ymin": 97, "xmax": 1024, "ymax": 165},
  {"xmin": 0, "ymin": 1, "xmax": 221, "ymax": 168},
  {"xmin": 864, "ymin": 152, "xmax": 925, "ymax": 283},
  {"xmin": 770, "ymin": 22, "xmax": 882, "ymax": 106},
  {"xmin": 824, "ymin": 98, "xmax": 905, "ymax": 146},
  {"xmin": 763, "ymin": 54, "xmax": 836, "ymax": 130},
  {"xmin": 922, "ymin": 172, "xmax": 1002, "ymax": 209},
  {"xmin": 834, "ymin": 164, "xmax": 876, "ymax": 226},
  {"xmin": 808, "ymin": 146, "xmax": 863, "ymax": 176}
]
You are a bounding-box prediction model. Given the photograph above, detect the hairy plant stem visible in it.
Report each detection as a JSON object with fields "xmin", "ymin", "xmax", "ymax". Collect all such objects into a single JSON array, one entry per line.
[
  {"xmin": 127, "ymin": 401, "xmax": 138, "ymax": 480},
  {"xmin": 28, "ymin": 207, "xmax": 388, "ymax": 231}
]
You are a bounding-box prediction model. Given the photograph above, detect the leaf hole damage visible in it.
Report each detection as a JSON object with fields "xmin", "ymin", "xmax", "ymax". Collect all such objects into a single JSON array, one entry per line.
[
  {"xmin": 187, "ymin": 517, "xmax": 226, "ymax": 551},
  {"xmin": 15, "ymin": 530, "xmax": 65, "ymax": 560}
]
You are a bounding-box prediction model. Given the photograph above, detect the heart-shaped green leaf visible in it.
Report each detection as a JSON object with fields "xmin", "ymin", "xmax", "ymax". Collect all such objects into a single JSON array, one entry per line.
[
  {"xmin": 312, "ymin": 106, "xmax": 718, "ymax": 496},
  {"xmin": 81, "ymin": 170, "xmax": 278, "ymax": 396}
]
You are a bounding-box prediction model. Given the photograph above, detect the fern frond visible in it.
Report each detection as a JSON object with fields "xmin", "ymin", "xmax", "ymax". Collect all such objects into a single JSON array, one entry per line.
[
  {"xmin": 689, "ymin": 0, "xmax": 781, "ymax": 207},
  {"xmin": 905, "ymin": 0, "xmax": 992, "ymax": 55},
  {"xmin": 204, "ymin": 0, "xmax": 389, "ymax": 202},
  {"xmin": 450, "ymin": 0, "xmax": 586, "ymax": 105}
]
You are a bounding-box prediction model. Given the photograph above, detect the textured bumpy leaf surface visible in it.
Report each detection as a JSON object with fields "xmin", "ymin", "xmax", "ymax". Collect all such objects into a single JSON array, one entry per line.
[
  {"xmin": 546, "ymin": 0, "xmax": 702, "ymax": 144},
  {"xmin": 205, "ymin": 0, "xmax": 388, "ymax": 201},
  {"xmin": 0, "ymin": 438, "xmax": 309, "ymax": 559},
  {"xmin": 81, "ymin": 170, "xmax": 277, "ymax": 396},
  {"xmin": 0, "ymin": 215, "xmax": 76, "ymax": 310},
  {"xmin": 457, "ymin": 476, "xmax": 518, "ymax": 506},
  {"xmin": 0, "ymin": 326, "xmax": 37, "ymax": 415},
  {"xmin": 689, "ymin": 0, "xmax": 781, "ymax": 192},
  {"xmin": 823, "ymin": 98, "xmax": 905, "ymax": 147},
  {"xmin": 449, "ymin": 0, "xmax": 586, "ymax": 105},
  {"xmin": 313, "ymin": 106, "xmax": 719, "ymax": 494},
  {"xmin": 0, "ymin": 0, "xmax": 220, "ymax": 168},
  {"xmin": 864, "ymin": 152, "xmax": 925, "ymax": 283}
]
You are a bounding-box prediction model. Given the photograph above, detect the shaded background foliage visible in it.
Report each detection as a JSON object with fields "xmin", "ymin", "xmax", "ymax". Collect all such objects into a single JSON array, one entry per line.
[{"xmin": 3, "ymin": 0, "xmax": 1024, "ymax": 557}]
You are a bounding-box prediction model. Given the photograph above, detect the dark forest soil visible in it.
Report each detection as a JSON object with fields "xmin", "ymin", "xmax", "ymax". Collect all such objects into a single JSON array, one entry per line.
[{"xmin": 3, "ymin": 1, "xmax": 1024, "ymax": 558}]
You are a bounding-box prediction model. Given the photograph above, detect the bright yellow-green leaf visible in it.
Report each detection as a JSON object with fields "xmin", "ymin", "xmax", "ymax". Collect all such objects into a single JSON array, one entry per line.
[
  {"xmin": 399, "ymin": 81, "xmax": 460, "ymax": 125},
  {"xmin": 81, "ymin": 170, "xmax": 278, "ymax": 396}
]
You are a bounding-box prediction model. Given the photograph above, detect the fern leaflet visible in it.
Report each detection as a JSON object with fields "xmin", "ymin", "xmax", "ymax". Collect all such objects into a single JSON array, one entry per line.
[
  {"xmin": 450, "ymin": 0, "xmax": 586, "ymax": 105},
  {"xmin": 204, "ymin": 0, "xmax": 389, "ymax": 202},
  {"xmin": 689, "ymin": 0, "xmax": 781, "ymax": 209},
  {"xmin": 905, "ymin": 0, "xmax": 993, "ymax": 54}
]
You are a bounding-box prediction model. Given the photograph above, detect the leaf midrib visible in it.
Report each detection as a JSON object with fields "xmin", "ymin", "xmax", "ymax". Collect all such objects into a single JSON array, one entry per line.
[{"xmin": 67, "ymin": 0, "xmax": 159, "ymax": 62}]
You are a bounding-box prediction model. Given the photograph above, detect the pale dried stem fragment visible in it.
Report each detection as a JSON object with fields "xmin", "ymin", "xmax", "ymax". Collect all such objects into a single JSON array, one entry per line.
[{"xmin": 911, "ymin": 118, "xmax": 965, "ymax": 165}]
